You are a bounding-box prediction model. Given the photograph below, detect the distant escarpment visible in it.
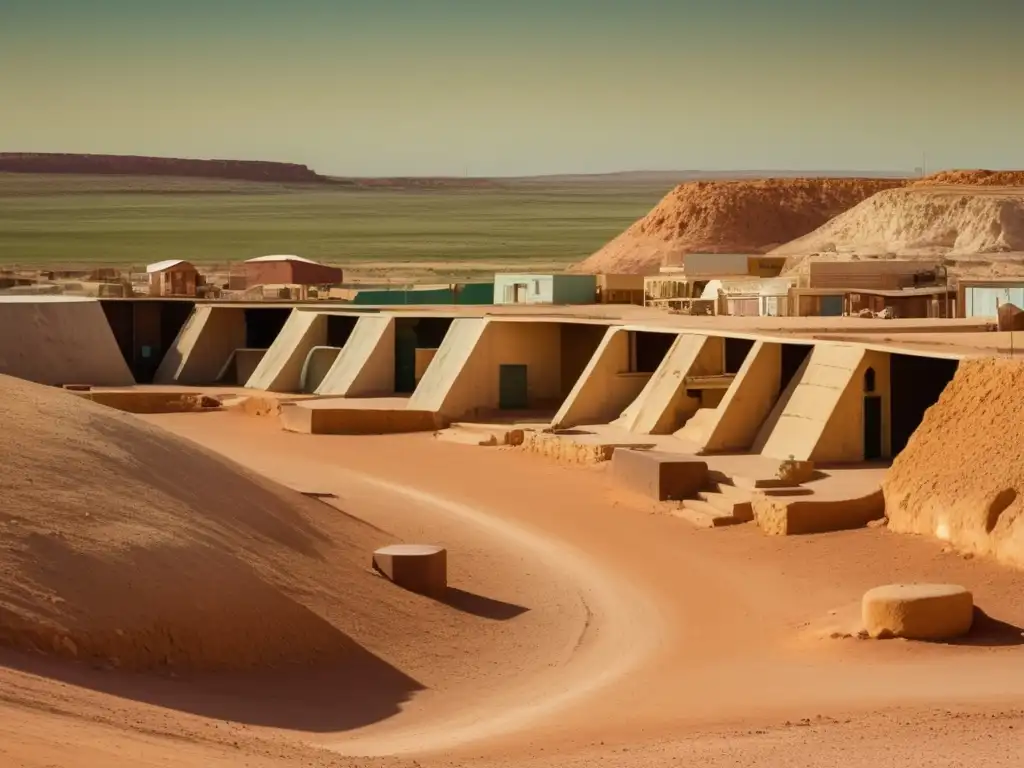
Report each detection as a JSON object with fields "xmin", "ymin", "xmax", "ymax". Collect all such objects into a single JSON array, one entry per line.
[{"xmin": 0, "ymin": 153, "xmax": 327, "ymax": 184}]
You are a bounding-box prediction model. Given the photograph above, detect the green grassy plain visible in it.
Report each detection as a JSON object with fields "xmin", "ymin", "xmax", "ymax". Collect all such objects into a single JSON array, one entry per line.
[{"xmin": 0, "ymin": 173, "xmax": 669, "ymax": 273}]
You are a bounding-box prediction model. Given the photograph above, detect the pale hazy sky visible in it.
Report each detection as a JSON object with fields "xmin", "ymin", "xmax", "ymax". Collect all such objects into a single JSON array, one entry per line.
[{"xmin": 2, "ymin": 0, "xmax": 1021, "ymax": 176}]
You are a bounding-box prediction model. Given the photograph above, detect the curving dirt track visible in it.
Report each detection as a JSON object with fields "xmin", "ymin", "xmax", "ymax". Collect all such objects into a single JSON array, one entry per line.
[{"xmin": 3, "ymin": 412, "xmax": 1024, "ymax": 767}]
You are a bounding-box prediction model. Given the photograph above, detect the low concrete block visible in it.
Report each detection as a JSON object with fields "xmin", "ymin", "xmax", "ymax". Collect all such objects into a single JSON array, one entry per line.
[
  {"xmin": 279, "ymin": 401, "xmax": 446, "ymax": 434},
  {"xmin": 862, "ymin": 583, "xmax": 974, "ymax": 640},
  {"xmin": 753, "ymin": 489, "xmax": 885, "ymax": 535},
  {"xmin": 372, "ymin": 544, "xmax": 447, "ymax": 598},
  {"xmin": 610, "ymin": 449, "xmax": 709, "ymax": 501}
]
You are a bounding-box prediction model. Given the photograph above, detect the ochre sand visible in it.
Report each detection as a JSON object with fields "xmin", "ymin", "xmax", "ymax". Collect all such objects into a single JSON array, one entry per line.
[{"xmin": 2, "ymin": 405, "xmax": 1023, "ymax": 767}]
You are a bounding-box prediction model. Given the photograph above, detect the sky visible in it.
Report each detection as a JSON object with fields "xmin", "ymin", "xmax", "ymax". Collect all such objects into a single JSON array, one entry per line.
[{"xmin": 2, "ymin": 0, "xmax": 1022, "ymax": 176}]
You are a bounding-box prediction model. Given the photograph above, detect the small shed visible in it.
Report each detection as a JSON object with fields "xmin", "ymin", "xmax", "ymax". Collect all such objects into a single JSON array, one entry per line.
[
  {"xmin": 957, "ymin": 278, "xmax": 1024, "ymax": 318},
  {"xmin": 846, "ymin": 287, "xmax": 955, "ymax": 318},
  {"xmin": 146, "ymin": 259, "xmax": 200, "ymax": 297},
  {"xmin": 596, "ymin": 274, "xmax": 644, "ymax": 305},
  {"xmin": 493, "ymin": 274, "xmax": 596, "ymax": 305},
  {"xmin": 243, "ymin": 255, "xmax": 343, "ymax": 291}
]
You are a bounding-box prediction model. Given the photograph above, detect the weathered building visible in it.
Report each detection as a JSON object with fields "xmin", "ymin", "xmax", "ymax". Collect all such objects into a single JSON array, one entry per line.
[
  {"xmin": 493, "ymin": 274, "xmax": 596, "ymax": 305},
  {"xmin": 243, "ymin": 255, "xmax": 343, "ymax": 290},
  {"xmin": 146, "ymin": 259, "xmax": 200, "ymax": 298}
]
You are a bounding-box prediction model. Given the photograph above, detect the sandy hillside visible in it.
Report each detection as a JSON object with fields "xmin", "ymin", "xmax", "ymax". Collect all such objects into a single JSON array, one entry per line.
[
  {"xmin": 912, "ymin": 169, "xmax": 1024, "ymax": 187},
  {"xmin": 0, "ymin": 374, "xmax": 458, "ymax": 673},
  {"xmin": 883, "ymin": 358, "xmax": 1024, "ymax": 568},
  {"xmin": 775, "ymin": 186, "xmax": 1024, "ymax": 277},
  {"xmin": 569, "ymin": 178, "xmax": 904, "ymax": 275}
]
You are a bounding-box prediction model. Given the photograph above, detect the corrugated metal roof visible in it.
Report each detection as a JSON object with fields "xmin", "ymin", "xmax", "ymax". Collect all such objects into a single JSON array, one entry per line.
[
  {"xmin": 146, "ymin": 259, "xmax": 190, "ymax": 273},
  {"xmin": 246, "ymin": 254, "xmax": 319, "ymax": 264}
]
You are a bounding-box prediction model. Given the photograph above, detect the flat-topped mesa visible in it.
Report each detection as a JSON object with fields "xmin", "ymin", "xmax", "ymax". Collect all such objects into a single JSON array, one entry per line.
[{"xmin": 0, "ymin": 152, "xmax": 327, "ymax": 183}]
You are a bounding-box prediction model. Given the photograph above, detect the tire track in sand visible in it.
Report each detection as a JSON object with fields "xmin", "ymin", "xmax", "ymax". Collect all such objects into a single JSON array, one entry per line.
[{"xmin": 321, "ymin": 469, "xmax": 664, "ymax": 758}]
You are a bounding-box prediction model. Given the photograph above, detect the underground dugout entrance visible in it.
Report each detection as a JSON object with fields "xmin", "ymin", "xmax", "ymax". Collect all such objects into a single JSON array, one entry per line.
[
  {"xmin": 101, "ymin": 300, "xmax": 195, "ymax": 383},
  {"xmin": 395, "ymin": 317, "xmax": 454, "ymax": 393},
  {"xmin": 889, "ymin": 353, "xmax": 959, "ymax": 456},
  {"xmin": 243, "ymin": 308, "xmax": 291, "ymax": 350}
]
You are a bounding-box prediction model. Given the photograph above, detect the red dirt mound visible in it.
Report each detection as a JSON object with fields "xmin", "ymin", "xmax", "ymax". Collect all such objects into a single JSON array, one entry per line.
[
  {"xmin": 912, "ymin": 170, "xmax": 1024, "ymax": 187},
  {"xmin": 883, "ymin": 358, "xmax": 1024, "ymax": 568},
  {"xmin": 0, "ymin": 374, "xmax": 429, "ymax": 672},
  {"xmin": 570, "ymin": 177, "xmax": 906, "ymax": 275},
  {"xmin": 0, "ymin": 153, "xmax": 326, "ymax": 184}
]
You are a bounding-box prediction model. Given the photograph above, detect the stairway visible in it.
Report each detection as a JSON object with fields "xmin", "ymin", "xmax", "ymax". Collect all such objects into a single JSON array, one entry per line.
[{"xmin": 670, "ymin": 480, "xmax": 755, "ymax": 529}]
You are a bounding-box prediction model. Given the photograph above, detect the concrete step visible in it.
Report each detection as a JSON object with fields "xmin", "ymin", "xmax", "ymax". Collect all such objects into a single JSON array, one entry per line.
[
  {"xmin": 671, "ymin": 499, "xmax": 744, "ymax": 529},
  {"xmin": 696, "ymin": 489, "xmax": 755, "ymax": 522},
  {"xmin": 710, "ymin": 482, "xmax": 754, "ymax": 501}
]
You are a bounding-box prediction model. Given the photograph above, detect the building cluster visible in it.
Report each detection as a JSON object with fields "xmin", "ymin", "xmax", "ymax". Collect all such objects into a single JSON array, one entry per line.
[
  {"xmin": 139, "ymin": 252, "xmax": 1024, "ymax": 321},
  {"xmin": 640, "ymin": 253, "xmax": 1018, "ymax": 320},
  {"xmin": 146, "ymin": 254, "xmax": 343, "ymax": 299}
]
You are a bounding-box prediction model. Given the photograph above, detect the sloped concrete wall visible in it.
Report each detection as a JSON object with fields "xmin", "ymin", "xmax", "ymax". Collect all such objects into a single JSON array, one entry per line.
[
  {"xmin": 215, "ymin": 348, "xmax": 266, "ymax": 385},
  {"xmin": 817, "ymin": 348, "xmax": 891, "ymax": 461},
  {"xmin": 246, "ymin": 310, "xmax": 326, "ymax": 392},
  {"xmin": 0, "ymin": 297, "xmax": 134, "ymax": 386},
  {"xmin": 155, "ymin": 305, "xmax": 246, "ymax": 385},
  {"xmin": 407, "ymin": 318, "xmax": 488, "ymax": 415},
  {"xmin": 759, "ymin": 344, "xmax": 891, "ymax": 463},
  {"xmin": 314, "ymin": 315, "xmax": 395, "ymax": 397},
  {"xmin": 409, "ymin": 320, "xmax": 562, "ymax": 419},
  {"xmin": 697, "ymin": 341, "xmax": 782, "ymax": 452},
  {"xmin": 552, "ymin": 328, "xmax": 651, "ymax": 429},
  {"xmin": 614, "ymin": 334, "xmax": 723, "ymax": 434},
  {"xmin": 299, "ymin": 346, "xmax": 342, "ymax": 393}
]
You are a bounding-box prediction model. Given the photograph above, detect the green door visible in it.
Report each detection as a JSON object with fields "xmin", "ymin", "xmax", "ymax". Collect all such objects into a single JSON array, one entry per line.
[
  {"xmin": 498, "ymin": 364, "xmax": 528, "ymax": 410},
  {"xmin": 820, "ymin": 295, "xmax": 844, "ymax": 316},
  {"xmin": 394, "ymin": 322, "xmax": 418, "ymax": 393},
  {"xmin": 863, "ymin": 395, "xmax": 883, "ymax": 461}
]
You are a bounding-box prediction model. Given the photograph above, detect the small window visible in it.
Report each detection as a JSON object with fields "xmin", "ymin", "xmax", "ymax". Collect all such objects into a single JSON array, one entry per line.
[
  {"xmin": 864, "ymin": 367, "xmax": 876, "ymax": 393},
  {"xmin": 533, "ymin": 279, "xmax": 541, "ymax": 293}
]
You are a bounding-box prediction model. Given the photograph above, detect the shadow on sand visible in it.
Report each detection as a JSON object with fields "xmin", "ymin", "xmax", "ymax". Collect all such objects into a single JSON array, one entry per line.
[
  {"xmin": 948, "ymin": 609, "xmax": 1024, "ymax": 648},
  {"xmin": 0, "ymin": 644, "xmax": 425, "ymax": 732},
  {"xmin": 441, "ymin": 587, "xmax": 529, "ymax": 621}
]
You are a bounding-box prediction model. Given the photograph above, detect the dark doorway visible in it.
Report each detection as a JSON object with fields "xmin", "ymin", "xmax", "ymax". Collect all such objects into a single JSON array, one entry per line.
[
  {"xmin": 394, "ymin": 317, "xmax": 454, "ymax": 393},
  {"xmin": 101, "ymin": 301, "xmax": 134, "ymax": 370},
  {"xmin": 244, "ymin": 308, "xmax": 290, "ymax": 349},
  {"xmin": 864, "ymin": 395, "xmax": 883, "ymax": 460},
  {"xmin": 131, "ymin": 302, "xmax": 163, "ymax": 384},
  {"xmin": 890, "ymin": 354, "xmax": 959, "ymax": 455},
  {"xmin": 629, "ymin": 332, "xmax": 674, "ymax": 373},
  {"xmin": 414, "ymin": 317, "xmax": 453, "ymax": 348},
  {"xmin": 394, "ymin": 319, "xmax": 418, "ymax": 393},
  {"xmin": 780, "ymin": 343, "xmax": 812, "ymax": 392},
  {"xmin": 498, "ymin": 364, "xmax": 529, "ymax": 410},
  {"xmin": 560, "ymin": 323, "xmax": 607, "ymax": 397},
  {"xmin": 160, "ymin": 301, "xmax": 193, "ymax": 354},
  {"xmin": 326, "ymin": 315, "xmax": 357, "ymax": 347},
  {"xmin": 100, "ymin": 300, "xmax": 196, "ymax": 383},
  {"xmin": 724, "ymin": 337, "xmax": 756, "ymax": 374}
]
